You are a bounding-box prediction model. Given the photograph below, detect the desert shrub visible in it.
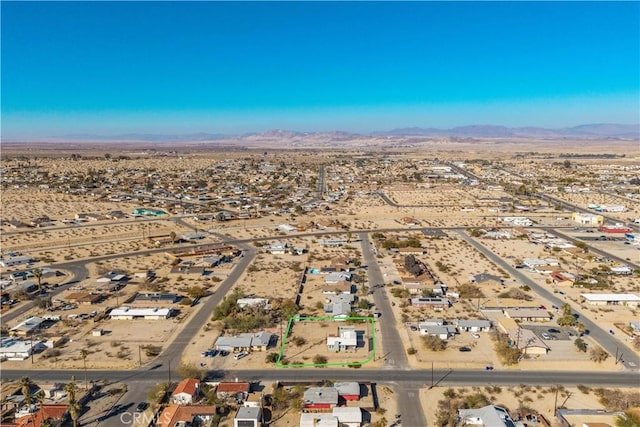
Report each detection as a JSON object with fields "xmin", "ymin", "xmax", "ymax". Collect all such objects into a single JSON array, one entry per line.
[
  {"xmin": 589, "ymin": 346, "xmax": 609, "ymax": 363},
  {"xmin": 407, "ymin": 347, "xmax": 417, "ymax": 355},
  {"xmin": 265, "ymin": 353, "xmax": 279, "ymax": 363},
  {"xmin": 458, "ymin": 283, "xmax": 484, "ymax": 298},
  {"xmin": 574, "ymin": 338, "xmax": 587, "ymax": 352},
  {"xmin": 422, "ymin": 335, "xmax": 446, "ymax": 351},
  {"xmin": 495, "ymin": 340, "xmax": 521, "ymax": 365},
  {"xmin": 313, "ymin": 354, "xmax": 328, "ymax": 365}
]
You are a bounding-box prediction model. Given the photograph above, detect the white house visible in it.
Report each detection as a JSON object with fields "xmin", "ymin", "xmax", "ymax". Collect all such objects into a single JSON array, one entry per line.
[
  {"xmin": 327, "ymin": 326, "xmax": 358, "ymax": 352},
  {"xmin": 455, "ymin": 319, "xmax": 492, "ymax": 332},
  {"xmin": 0, "ymin": 256, "xmax": 33, "ymax": 268},
  {"xmin": 171, "ymin": 378, "xmax": 200, "ymax": 405},
  {"xmin": 109, "ymin": 307, "xmax": 171, "ymax": 320},
  {"xmin": 0, "ymin": 337, "xmax": 47, "ymax": 360},
  {"xmin": 418, "ymin": 324, "xmax": 457, "ymax": 340},
  {"xmin": 277, "ymin": 224, "xmax": 297, "ymax": 233},
  {"xmin": 581, "ymin": 293, "xmax": 640, "ymax": 308},
  {"xmin": 237, "ymin": 298, "xmax": 270, "ymax": 310},
  {"xmin": 458, "ymin": 405, "xmax": 516, "ymax": 426},
  {"xmin": 234, "ymin": 406, "xmax": 262, "ymax": 427}
]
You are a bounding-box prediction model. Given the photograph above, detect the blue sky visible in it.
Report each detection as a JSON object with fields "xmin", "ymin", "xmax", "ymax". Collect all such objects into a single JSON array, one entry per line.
[{"xmin": 2, "ymin": 1, "xmax": 639, "ymax": 138}]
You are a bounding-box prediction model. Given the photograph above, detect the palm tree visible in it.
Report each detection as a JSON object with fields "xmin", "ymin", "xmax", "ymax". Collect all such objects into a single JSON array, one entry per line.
[
  {"xmin": 80, "ymin": 349, "xmax": 89, "ymax": 390},
  {"xmin": 64, "ymin": 381, "xmax": 77, "ymax": 405},
  {"xmin": 67, "ymin": 399, "xmax": 81, "ymax": 427},
  {"xmin": 19, "ymin": 376, "xmax": 34, "ymax": 406},
  {"xmin": 35, "ymin": 390, "xmax": 46, "ymax": 426},
  {"xmin": 616, "ymin": 410, "xmax": 640, "ymax": 427}
]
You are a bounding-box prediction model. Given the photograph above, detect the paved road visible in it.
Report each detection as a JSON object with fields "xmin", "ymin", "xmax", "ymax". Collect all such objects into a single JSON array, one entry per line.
[
  {"xmin": 537, "ymin": 193, "xmax": 639, "ymax": 233},
  {"xmin": 0, "ymin": 263, "xmax": 88, "ymax": 323},
  {"xmin": 359, "ymin": 233, "xmax": 427, "ymax": 427},
  {"xmin": 548, "ymin": 228, "xmax": 639, "ymax": 269},
  {"xmin": 4, "ymin": 368, "xmax": 637, "ymax": 388},
  {"xmin": 455, "ymin": 229, "xmax": 640, "ymax": 370}
]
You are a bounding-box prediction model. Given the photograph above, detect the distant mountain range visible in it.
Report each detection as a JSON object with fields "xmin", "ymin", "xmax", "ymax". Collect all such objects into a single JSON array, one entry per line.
[
  {"xmin": 57, "ymin": 123, "xmax": 638, "ymax": 142},
  {"xmin": 373, "ymin": 123, "xmax": 640, "ymax": 139}
]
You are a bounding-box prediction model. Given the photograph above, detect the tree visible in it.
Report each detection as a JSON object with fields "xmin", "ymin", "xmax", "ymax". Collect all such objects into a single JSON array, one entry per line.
[
  {"xmin": 80, "ymin": 349, "xmax": 89, "ymax": 389},
  {"xmin": 616, "ymin": 410, "xmax": 640, "ymax": 427},
  {"xmin": 65, "ymin": 381, "xmax": 80, "ymax": 427},
  {"xmin": 32, "ymin": 268, "xmax": 43, "ymax": 292},
  {"xmin": 64, "ymin": 382, "xmax": 77, "ymax": 405},
  {"xmin": 20, "ymin": 376, "xmax": 34, "ymax": 406},
  {"xmin": 574, "ymin": 338, "xmax": 588, "ymax": 352},
  {"xmin": 169, "ymin": 231, "xmax": 177, "ymax": 243},
  {"xmin": 67, "ymin": 399, "xmax": 81, "ymax": 427}
]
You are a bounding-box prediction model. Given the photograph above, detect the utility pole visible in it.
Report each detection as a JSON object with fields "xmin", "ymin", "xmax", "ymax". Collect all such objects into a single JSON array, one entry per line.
[
  {"xmin": 553, "ymin": 385, "xmax": 559, "ymax": 415},
  {"xmin": 431, "ymin": 361, "xmax": 434, "ymax": 388},
  {"xmin": 168, "ymin": 359, "xmax": 172, "ymax": 385}
]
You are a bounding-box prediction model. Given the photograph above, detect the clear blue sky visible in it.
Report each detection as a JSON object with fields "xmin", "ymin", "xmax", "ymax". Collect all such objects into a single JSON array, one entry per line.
[{"xmin": 2, "ymin": 1, "xmax": 639, "ymax": 138}]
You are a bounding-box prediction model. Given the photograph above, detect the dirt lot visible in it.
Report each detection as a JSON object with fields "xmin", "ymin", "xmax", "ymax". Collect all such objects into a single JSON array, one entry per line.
[{"xmin": 420, "ymin": 384, "xmax": 638, "ymax": 427}]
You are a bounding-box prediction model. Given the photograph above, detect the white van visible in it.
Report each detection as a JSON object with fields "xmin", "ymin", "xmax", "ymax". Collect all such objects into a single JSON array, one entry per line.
[{"xmin": 234, "ymin": 351, "xmax": 249, "ymax": 360}]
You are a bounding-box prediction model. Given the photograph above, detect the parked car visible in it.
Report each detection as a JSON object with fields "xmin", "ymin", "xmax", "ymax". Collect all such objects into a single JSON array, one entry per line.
[
  {"xmin": 234, "ymin": 351, "xmax": 249, "ymax": 360},
  {"xmin": 541, "ymin": 333, "xmax": 551, "ymax": 340},
  {"xmin": 471, "ymin": 333, "xmax": 480, "ymax": 339},
  {"xmin": 135, "ymin": 402, "xmax": 148, "ymax": 412},
  {"xmin": 459, "ymin": 346, "xmax": 472, "ymax": 352}
]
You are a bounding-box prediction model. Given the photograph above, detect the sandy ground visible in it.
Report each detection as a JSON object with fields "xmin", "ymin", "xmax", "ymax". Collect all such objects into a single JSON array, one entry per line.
[{"xmin": 419, "ymin": 385, "xmax": 638, "ymax": 427}]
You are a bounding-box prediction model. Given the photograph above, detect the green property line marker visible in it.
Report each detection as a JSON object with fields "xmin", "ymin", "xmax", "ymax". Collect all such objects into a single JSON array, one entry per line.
[{"xmin": 275, "ymin": 315, "xmax": 376, "ymax": 368}]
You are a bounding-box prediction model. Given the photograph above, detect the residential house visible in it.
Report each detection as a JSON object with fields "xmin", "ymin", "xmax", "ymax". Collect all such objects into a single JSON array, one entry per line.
[
  {"xmin": 496, "ymin": 317, "xmax": 519, "ymax": 334},
  {"xmin": 299, "ymin": 413, "xmax": 338, "ymax": 427},
  {"xmin": 170, "ymin": 378, "xmax": 200, "ymax": 405},
  {"xmin": 507, "ymin": 329, "xmax": 549, "ymax": 355},
  {"xmin": 410, "ymin": 297, "xmax": 450, "ymax": 310},
  {"xmin": 580, "ymin": 293, "xmax": 640, "ymax": 308},
  {"xmin": 10, "ymin": 317, "xmax": 46, "ymax": 336},
  {"xmin": 321, "ymin": 282, "xmax": 354, "ymax": 295},
  {"xmin": 455, "ymin": 319, "xmax": 492, "ymax": 332},
  {"xmin": 234, "ymin": 406, "xmax": 262, "ymax": 427},
  {"xmin": 327, "ymin": 326, "xmax": 358, "ymax": 352},
  {"xmin": 65, "ymin": 292, "xmax": 103, "ymax": 305},
  {"xmin": 333, "ymin": 382, "xmax": 360, "ymax": 402},
  {"xmin": 550, "ymin": 272, "xmax": 576, "ymax": 286},
  {"xmin": 470, "ymin": 273, "xmax": 504, "ymax": 286},
  {"xmin": 214, "ymin": 332, "xmax": 274, "ymax": 352},
  {"xmin": 458, "ymin": 405, "xmax": 516, "ymax": 427},
  {"xmin": 109, "ymin": 307, "xmax": 171, "ymax": 320},
  {"xmin": 216, "ymin": 382, "xmax": 251, "ymax": 401},
  {"xmin": 15, "ymin": 404, "xmax": 68, "ymax": 427},
  {"xmin": 331, "ymin": 407, "xmax": 363, "ymax": 427},
  {"xmin": 266, "ymin": 242, "xmax": 289, "ymax": 255},
  {"xmin": 418, "ymin": 324, "xmax": 457, "ymax": 340},
  {"xmin": 325, "ymin": 272, "xmax": 352, "ymax": 284},
  {"xmin": 0, "ymin": 256, "xmax": 33, "ymax": 268},
  {"xmin": 503, "ymin": 308, "xmax": 552, "ymax": 322},
  {"xmin": 156, "ymin": 405, "xmax": 217, "ymax": 427},
  {"xmin": 302, "ymin": 387, "xmax": 339, "ymax": 411},
  {"xmin": 0, "ymin": 337, "xmax": 47, "ymax": 360}
]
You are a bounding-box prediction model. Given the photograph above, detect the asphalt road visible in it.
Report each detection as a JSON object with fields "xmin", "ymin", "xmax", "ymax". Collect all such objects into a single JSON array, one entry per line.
[
  {"xmin": 547, "ymin": 228, "xmax": 639, "ymax": 269},
  {"xmin": 359, "ymin": 233, "xmax": 427, "ymax": 427},
  {"xmin": 455, "ymin": 229, "xmax": 640, "ymax": 370},
  {"xmin": 4, "ymin": 368, "xmax": 637, "ymax": 388},
  {"xmin": 536, "ymin": 193, "xmax": 640, "ymax": 233}
]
